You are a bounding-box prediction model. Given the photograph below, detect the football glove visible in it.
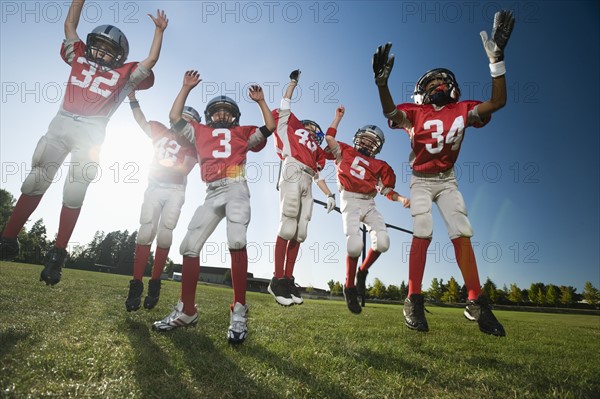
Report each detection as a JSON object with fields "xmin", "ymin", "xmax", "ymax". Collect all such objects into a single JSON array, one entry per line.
[
  {"xmin": 372, "ymin": 43, "xmax": 395, "ymax": 87},
  {"xmin": 289, "ymin": 69, "xmax": 301, "ymax": 83},
  {"xmin": 326, "ymin": 194, "xmax": 336, "ymax": 214},
  {"xmin": 480, "ymin": 10, "xmax": 515, "ymax": 63}
]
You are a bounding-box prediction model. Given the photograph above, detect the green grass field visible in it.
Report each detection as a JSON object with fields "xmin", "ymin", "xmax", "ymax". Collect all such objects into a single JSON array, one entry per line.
[{"xmin": 1, "ymin": 262, "xmax": 599, "ymax": 399}]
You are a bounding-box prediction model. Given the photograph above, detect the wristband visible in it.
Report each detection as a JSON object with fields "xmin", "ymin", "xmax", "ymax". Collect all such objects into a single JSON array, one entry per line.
[
  {"xmin": 328, "ymin": 193, "xmax": 335, "ymax": 199},
  {"xmin": 489, "ymin": 61, "xmax": 506, "ymax": 78},
  {"xmin": 384, "ymin": 108, "xmax": 398, "ymax": 119},
  {"xmin": 129, "ymin": 100, "xmax": 140, "ymax": 109},
  {"xmin": 259, "ymin": 125, "xmax": 273, "ymax": 138}
]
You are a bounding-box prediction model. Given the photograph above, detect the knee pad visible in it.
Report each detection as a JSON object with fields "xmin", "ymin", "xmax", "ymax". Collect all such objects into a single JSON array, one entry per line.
[
  {"xmin": 371, "ymin": 230, "xmax": 390, "ymax": 253},
  {"xmin": 137, "ymin": 222, "xmax": 157, "ymax": 245},
  {"xmin": 227, "ymin": 222, "xmax": 247, "ymax": 249},
  {"xmin": 278, "ymin": 217, "xmax": 298, "ymax": 241},
  {"xmin": 156, "ymin": 228, "xmax": 173, "ymax": 248},
  {"xmin": 21, "ymin": 166, "xmax": 53, "ymax": 196},
  {"xmin": 346, "ymin": 234, "xmax": 363, "ymax": 258},
  {"xmin": 449, "ymin": 211, "xmax": 473, "ymax": 239},
  {"xmin": 62, "ymin": 180, "xmax": 90, "ymax": 208}
]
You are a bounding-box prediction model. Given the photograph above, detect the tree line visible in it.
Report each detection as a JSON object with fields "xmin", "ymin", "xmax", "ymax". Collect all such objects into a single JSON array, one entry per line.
[
  {"xmin": 326, "ymin": 276, "xmax": 599, "ymax": 308},
  {"xmin": 2, "ymin": 189, "xmax": 599, "ymax": 307}
]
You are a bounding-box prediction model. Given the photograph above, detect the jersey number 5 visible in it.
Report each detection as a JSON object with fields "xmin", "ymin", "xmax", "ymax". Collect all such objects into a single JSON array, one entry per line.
[
  {"xmin": 350, "ymin": 156, "xmax": 369, "ymax": 180},
  {"xmin": 423, "ymin": 116, "xmax": 465, "ymax": 154},
  {"xmin": 71, "ymin": 57, "xmax": 120, "ymax": 98}
]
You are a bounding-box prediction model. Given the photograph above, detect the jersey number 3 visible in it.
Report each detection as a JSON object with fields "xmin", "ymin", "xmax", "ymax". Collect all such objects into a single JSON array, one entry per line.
[{"xmin": 424, "ymin": 116, "xmax": 465, "ymax": 154}]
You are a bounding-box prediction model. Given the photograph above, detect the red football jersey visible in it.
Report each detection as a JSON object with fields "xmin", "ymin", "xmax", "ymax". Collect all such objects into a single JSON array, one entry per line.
[
  {"xmin": 148, "ymin": 121, "xmax": 197, "ymax": 184},
  {"xmin": 188, "ymin": 123, "xmax": 266, "ymax": 183},
  {"xmin": 334, "ymin": 142, "xmax": 397, "ymax": 195},
  {"xmin": 272, "ymin": 109, "xmax": 324, "ymax": 172},
  {"xmin": 391, "ymin": 101, "xmax": 489, "ymax": 173},
  {"xmin": 60, "ymin": 40, "xmax": 152, "ymax": 117}
]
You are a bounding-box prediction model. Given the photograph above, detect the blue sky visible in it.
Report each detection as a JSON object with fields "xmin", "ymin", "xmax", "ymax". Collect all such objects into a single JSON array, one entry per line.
[{"xmin": 1, "ymin": 1, "xmax": 598, "ymax": 293}]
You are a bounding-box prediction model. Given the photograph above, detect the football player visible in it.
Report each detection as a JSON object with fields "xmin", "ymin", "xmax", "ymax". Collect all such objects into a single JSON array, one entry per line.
[
  {"xmin": 124, "ymin": 91, "xmax": 199, "ymax": 312},
  {"xmin": 152, "ymin": 70, "xmax": 275, "ymax": 344},
  {"xmin": 268, "ymin": 70, "xmax": 336, "ymax": 307},
  {"xmin": 325, "ymin": 107, "xmax": 410, "ymax": 314},
  {"xmin": 372, "ymin": 10, "xmax": 515, "ymax": 336},
  {"xmin": 0, "ymin": 0, "xmax": 168, "ymax": 287}
]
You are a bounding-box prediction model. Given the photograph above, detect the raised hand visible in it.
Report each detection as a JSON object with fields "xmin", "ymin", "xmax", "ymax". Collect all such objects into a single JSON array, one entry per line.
[
  {"xmin": 148, "ymin": 9, "xmax": 168, "ymax": 32},
  {"xmin": 183, "ymin": 70, "xmax": 201, "ymax": 88},
  {"xmin": 248, "ymin": 85, "xmax": 264, "ymax": 102},
  {"xmin": 289, "ymin": 69, "xmax": 301, "ymax": 83},
  {"xmin": 480, "ymin": 10, "xmax": 515, "ymax": 63},
  {"xmin": 336, "ymin": 105, "xmax": 345, "ymax": 119},
  {"xmin": 372, "ymin": 43, "xmax": 395, "ymax": 87}
]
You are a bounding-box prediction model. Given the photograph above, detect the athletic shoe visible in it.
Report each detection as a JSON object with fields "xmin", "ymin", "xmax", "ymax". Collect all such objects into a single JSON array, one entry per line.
[
  {"xmin": 143, "ymin": 279, "xmax": 161, "ymax": 309},
  {"xmin": 0, "ymin": 237, "xmax": 20, "ymax": 260},
  {"xmin": 152, "ymin": 301, "xmax": 198, "ymax": 331},
  {"xmin": 403, "ymin": 293, "xmax": 429, "ymax": 332},
  {"xmin": 464, "ymin": 294, "xmax": 506, "ymax": 337},
  {"xmin": 268, "ymin": 277, "xmax": 294, "ymax": 306},
  {"xmin": 287, "ymin": 276, "xmax": 304, "ymax": 305},
  {"xmin": 125, "ymin": 279, "xmax": 143, "ymax": 312},
  {"xmin": 343, "ymin": 285, "xmax": 362, "ymax": 314},
  {"xmin": 227, "ymin": 302, "xmax": 249, "ymax": 344},
  {"xmin": 356, "ymin": 268, "xmax": 368, "ymax": 300},
  {"xmin": 40, "ymin": 247, "xmax": 68, "ymax": 286}
]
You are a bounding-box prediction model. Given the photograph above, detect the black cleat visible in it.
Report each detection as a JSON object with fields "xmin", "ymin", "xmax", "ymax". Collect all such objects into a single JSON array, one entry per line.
[
  {"xmin": 268, "ymin": 277, "xmax": 294, "ymax": 306},
  {"xmin": 0, "ymin": 237, "xmax": 20, "ymax": 261},
  {"xmin": 403, "ymin": 293, "xmax": 429, "ymax": 332},
  {"xmin": 343, "ymin": 286, "xmax": 362, "ymax": 314},
  {"xmin": 126, "ymin": 279, "xmax": 144, "ymax": 312},
  {"xmin": 464, "ymin": 294, "xmax": 506, "ymax": 337},
  {"xmin": 143, "ymin": 279, "xmax": 161, "ymax": 309},
  {"xmin": 287, "ymin": 276, "xmax": 304, "ymax": 305},
  {"xmin": 356, "ymin": 268, "xmax": 368, "ymax": 304},
  {"xmin": 40, "ymin": 247, "xmax": 68, "ymax": 286}
]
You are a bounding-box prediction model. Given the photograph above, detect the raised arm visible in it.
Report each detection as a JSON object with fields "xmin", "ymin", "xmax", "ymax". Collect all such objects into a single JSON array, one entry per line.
[
  {"xmin": 139, "ymin": 9, "xmax": 169, "ymax": 71},
  {"xmin": 475, "ymin": 10, "xmax": 515, "ymax": 121},
  {"xmin": 170, "ymin": 70, "xmax": 201, "ymax": 124},
  {"xmin": 249, "ymin": 85, "xmax": 276, "ymax": 132},
  {"xmin": 64, "ymin": 0, "xmax": 84, "ymax": 40},
  {"xmin": 372, "ymin": 43, "xmax": 408, "ymax": 127},
  {"xmin": 324, "ymin": 106, "xmax": 345, "ymax": 163},
  {"xmin": 127, "ymin": 91, "xmax": 151, "ymax": 135},
  {"xmin": 284, "ymin": 69, "xmax": 300, "ymax": 102}
]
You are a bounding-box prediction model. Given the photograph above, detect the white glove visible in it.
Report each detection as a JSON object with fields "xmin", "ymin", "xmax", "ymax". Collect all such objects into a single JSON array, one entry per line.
[
  {"xmin": 326, "ymin": 194, "xmax": 336, "ymax": 213},
  {"xmin": 480, "ymin": 10, "xmax": 515, "ymax": 63}
]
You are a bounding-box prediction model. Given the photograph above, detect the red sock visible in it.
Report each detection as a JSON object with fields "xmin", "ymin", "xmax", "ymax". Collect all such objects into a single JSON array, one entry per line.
[
  {"xmin": 359, "ymin": 248, "xmax": 381, "ymax": 272},
  {"xmin": 408, "ymin": 237, "xmax": 431, "ymax": 296},
  {"xmin": 345, "ymin": 256, "xmax": 359, "ymax": 288},
  {"xmin": 2, "ymin": 194, "xmax": 43, "ymax": 238},
  {"xmin": 132, "ymin": 244, "xmax": 151, "ymax": 280},
  {"xmin": 151, "ymin": 246, "xmax": 170, "ymax": 279},
  {"xmin": 284, "ymin": 239, "xmax": 300, "ymax": 278},
  {"xmin": 230, "ymin": 248, "xmax": 248, "ymax": 306},
  {"xmin": 452, "ymin": 237, "xmax": 481, "ymax": 300},
  {"xmin": 274, "ymin": 236, "xmax": 287, "ymax": 279},
  {"xmin": 55, "ymin": 205, "xmax": 81, "ymax": 249},
  {"xmin": 181, "ymin": 256, "xmax": 200, "ymax": 315}
]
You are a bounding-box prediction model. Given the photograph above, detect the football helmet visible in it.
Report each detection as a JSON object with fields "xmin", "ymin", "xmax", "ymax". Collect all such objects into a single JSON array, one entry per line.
[
  {"xmin": 204, "ymin": 96, "xmax": 240, "ymax": 128},
  {"xmin": 182, "ymin": 106, "xmax": 201, "ymax": 123},
  {"xmin": 86, "ymin": 25, "xmax": 129, "ymax": 69},
  {"xmin": 353, "ymin": 125, "xmax": 385, "ymax": 157},
  {"xmin": 301, "ymin": 120, "xmax": 324, "ymax": 145},
  {"xmin": 413, "ymin": 68, "xmax": 460, "ymax": 106}
]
